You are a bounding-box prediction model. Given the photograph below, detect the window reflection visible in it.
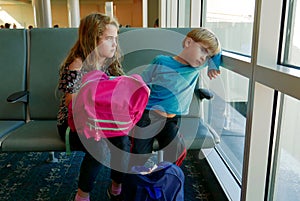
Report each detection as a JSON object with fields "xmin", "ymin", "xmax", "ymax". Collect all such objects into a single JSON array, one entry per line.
[
  {"xmin": 202, "ymin": 67, "xmax": 249, "ymax": 182},
  {"xmin": 282, "ymin": 0, "xmax": 300, "ymax": 67},
  {"xmin": 203, "ymin": 0, "xmax": 255, "ymax": 56},
  {"xmin": 272, "ymin": 95, "xmax": 300, "ymax": 200}
]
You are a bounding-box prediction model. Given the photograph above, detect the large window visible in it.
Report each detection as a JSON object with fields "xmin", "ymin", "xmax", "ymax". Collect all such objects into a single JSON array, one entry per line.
[
  {"xmin": 203, "ymin": 0, "xmax": 255, "ymax": 56},
  {"xmin": 269, "ymin": 95, "xmax": 300, "ymax": 200},
  {"xmin": 201, "ymin": 0, "xmax": 254, "ymax": 184},
  {"xmin": 202, "ymin": 67, "xmax": 249, "ymax": 183},
  {"xmin": 282, "ymin": 0, "xmax": 300, "ymax": 68},
  {"xmin": 270, "ymin": 0, "xmax": 300, "ymax": 197}
]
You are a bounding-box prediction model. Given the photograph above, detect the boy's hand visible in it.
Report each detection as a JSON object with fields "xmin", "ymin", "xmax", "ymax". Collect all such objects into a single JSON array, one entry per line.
[{"xmin": 207, "ymin": 69, "xmax": 220, "ymax": 80}]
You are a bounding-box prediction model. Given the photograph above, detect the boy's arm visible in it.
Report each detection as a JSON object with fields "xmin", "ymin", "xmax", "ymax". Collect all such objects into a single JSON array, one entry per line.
[
  {"xmin": 141, "ymin": 65, "xmax": 153, "ymax": 84},
  {"xmin": 141, "ymin": 57, "xmax": 159, "ymax": 84},
  {"xmin": 207, "ymin": 51, "xmax": 222, "ymax": 80}
]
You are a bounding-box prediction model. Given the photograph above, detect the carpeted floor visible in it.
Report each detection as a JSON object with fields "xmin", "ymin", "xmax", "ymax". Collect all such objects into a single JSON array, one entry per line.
[{"xmin": 0, "ymin": 150, "xmax": 213, "ymax": 201}]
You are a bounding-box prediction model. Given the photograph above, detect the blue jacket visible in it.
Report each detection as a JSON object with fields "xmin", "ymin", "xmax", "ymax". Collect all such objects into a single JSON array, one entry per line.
[{"xmin": 141, "ymin": 52, "xmax": 221, "ymax": 115}]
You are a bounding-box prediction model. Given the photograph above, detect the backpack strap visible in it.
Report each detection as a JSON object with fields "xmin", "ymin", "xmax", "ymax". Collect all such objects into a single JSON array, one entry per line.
[
  {"xmin": 65, "ymin": 127, "xmax": 71, "ymax": 156},
  {"xmin": 135, "ymin": 185, "xmax": 163, "ymax": 200}
]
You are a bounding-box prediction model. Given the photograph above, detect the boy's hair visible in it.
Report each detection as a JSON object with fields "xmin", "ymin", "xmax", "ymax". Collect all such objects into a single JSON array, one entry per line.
[
  {"xmin": 183, "ymin": 28, "xmax": 221, "ymax": 56},
  {"xmin": 60, "ymin": 12, "xmax": 124, "ymax": 77}
]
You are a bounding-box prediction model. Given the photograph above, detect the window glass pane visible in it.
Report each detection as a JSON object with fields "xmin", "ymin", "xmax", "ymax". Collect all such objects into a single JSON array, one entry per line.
[
  {"xmin": 271, "ymin": 95, "xmax": 300, "ymax": 200},
  {"xmin": 204, "ymin": 0, "xmax": 255, "ymax": 56},
  {"xmin": 202, "ymin": 67, "xmax": 249, "ymax": 182},
  {"xmin": 178, "ymin": 0, "xmax": 191, "ymax": 27},
  {"xmin": 283, "ymin": 0, "xmax": 300, "ymax": 67}
]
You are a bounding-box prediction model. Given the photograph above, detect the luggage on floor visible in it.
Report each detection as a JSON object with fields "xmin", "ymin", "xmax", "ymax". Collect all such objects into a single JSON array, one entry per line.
[{"xmin": 123, "ymin": 161, "xmax": 184, "ymax": 201}]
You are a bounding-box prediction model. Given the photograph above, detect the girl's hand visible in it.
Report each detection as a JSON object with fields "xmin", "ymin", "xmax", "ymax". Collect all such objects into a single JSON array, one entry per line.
[{"xmin": 65, "ymin": 93, "xmax": 77, "ymax": 106}]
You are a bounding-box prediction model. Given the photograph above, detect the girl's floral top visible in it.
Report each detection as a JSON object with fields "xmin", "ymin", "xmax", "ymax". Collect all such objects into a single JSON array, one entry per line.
[{"xmin": 57, "ymin": 67, "xmax": 85, "ymax": 126}]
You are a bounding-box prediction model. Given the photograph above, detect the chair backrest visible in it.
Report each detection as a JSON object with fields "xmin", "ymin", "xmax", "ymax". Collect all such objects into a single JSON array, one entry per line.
[
  {"xmin": 28, "ymin": 28, "xmax": 78, "ymax": 120},
  {"xmin": 119, "ymin": 28, "xmax": 201, "ymax": 117},
  {"xmin": 0, "ymin": 29, "xmax": 27, "ymax": 120},
  {"xmin": 27, "ymin": 28, "xmax": 201, "ymax": 120},
  {"xmin": 119, "ymin": 28, "xmax": 190, "ymax": 73}
]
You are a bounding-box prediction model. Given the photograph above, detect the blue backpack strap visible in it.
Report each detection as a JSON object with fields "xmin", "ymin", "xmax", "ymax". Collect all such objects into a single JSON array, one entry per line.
[
  {"xmin": 65, "ymin": 127, "xmax": 71, "ymax": 156},
  {"xmin": 135, "ymin": 185, "xmax": 163, "ymax": 201},
  {"xmin": 145, "ymin": 186, "xmax": 163, "ymax": 199}
]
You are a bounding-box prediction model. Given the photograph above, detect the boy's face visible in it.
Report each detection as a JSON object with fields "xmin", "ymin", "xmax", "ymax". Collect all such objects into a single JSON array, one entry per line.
[{"xmin": 183, "ymin": 38, "xmax": 210, "ymax": 67}]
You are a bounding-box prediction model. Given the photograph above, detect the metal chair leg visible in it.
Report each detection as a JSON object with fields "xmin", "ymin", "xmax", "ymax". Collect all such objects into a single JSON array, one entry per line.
[
  {"xmin": 157, "ymin": 150, "xmax": 164, "ymax": 162},
  {"xmin": 46, "ymin": 151, "xmax": 58, "ymax": 163}
]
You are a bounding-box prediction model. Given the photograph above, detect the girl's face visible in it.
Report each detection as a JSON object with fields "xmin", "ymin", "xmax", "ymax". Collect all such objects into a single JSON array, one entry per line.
[
  {"xmin": 183, "ymin": 38, "xmax": 210, "ymax": 67},
  {"xmin": 97, "ymin": 24, "xmax": 118, "ymax": 60}
]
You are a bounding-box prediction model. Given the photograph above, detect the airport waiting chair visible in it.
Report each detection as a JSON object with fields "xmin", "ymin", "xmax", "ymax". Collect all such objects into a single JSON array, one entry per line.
[{"xmin": 0, "ymin": 29, "xmax": 27, "ymax": 146}]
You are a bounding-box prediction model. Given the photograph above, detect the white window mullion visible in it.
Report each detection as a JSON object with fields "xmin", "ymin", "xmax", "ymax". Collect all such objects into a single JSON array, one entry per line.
[
  {"xmin": 190, "ymin": 0, "xmax": 201, "ymax": 27},
  {"xmin": 159, "ymin": 0, "xmax": 166, "ymax": 28},
  {"xmin": 178, "ymin": 0, "xmax": 186, "ymax": 27},
  {"xmin": 142, "ymin": 0, "xmax": 148, "ymax": 27},
  {"xmin": 169, "ymin": 0, "xmax": 178, "ymax": 27},
  {"xmin": 166, "ymin": 0, "xmax": 171, "ymax": 27},
  {"xmin": 105, "ymin": 1, "xmax": 113, "ymax": 18},
  {"xmin": 243, "ymin": 82, "xmax": 274, "ymax": 201}
]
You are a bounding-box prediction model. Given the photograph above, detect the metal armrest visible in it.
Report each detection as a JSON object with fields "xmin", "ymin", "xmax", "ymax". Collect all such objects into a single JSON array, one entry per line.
[
  {"xmin": 7, "ymin": 91, "xmax": 29, "ymax": 103},
  {"xmin": 195, "ymin": 88, "xmax": 214, "ymax": 101}
]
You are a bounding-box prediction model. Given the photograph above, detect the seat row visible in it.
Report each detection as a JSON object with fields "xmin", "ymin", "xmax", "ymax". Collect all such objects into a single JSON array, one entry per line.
[{"xmin": 0, "ymin": 28, "xmax": 220, "ymax": 153}]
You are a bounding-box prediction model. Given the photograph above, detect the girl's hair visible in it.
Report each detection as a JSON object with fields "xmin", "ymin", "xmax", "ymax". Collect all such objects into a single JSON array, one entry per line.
[
  {"xmin": 59, "ymin": 12, "xmax": 124, "ymax": 76},
  {"xmin": 183, "ymin": 28, "xmax": 221, "ymax": 56}
]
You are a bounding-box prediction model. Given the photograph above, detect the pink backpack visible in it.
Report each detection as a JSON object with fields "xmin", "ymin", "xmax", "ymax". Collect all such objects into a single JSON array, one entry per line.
[{"xmin": 68, "ymin": 70, "xmax": 150, "ymax": 141}]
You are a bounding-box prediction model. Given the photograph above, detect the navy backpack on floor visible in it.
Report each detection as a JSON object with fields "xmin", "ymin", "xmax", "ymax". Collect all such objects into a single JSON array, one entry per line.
[{"xmin": 123, "ymin": 161, "xmax": 184, "ymax": 201}]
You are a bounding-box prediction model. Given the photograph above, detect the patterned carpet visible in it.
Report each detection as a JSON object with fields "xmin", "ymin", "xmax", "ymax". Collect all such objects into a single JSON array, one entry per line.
[{"xmin": 0, "ymin": 150, "xmax": 213, "ymax": 201}]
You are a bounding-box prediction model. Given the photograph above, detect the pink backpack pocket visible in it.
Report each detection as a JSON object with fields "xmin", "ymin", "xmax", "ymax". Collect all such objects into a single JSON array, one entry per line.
[{"xmin": 68, "ymin": 70, "xmax": 150, "ymax": 141}]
